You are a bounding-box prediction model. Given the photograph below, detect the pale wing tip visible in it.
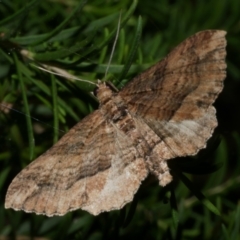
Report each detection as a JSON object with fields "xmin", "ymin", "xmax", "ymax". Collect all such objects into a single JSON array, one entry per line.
[
  {"xmin": 5, "ymin": 203, "xmax": 104, "ymax": 216},
  {"xmin": 5, "ymin": 197, "xmax": 68, "ymax": 217},
  {"xmin": 198, "ymin": 29, "xmax": 227, "ymax": 36},
  {"xmin": 5, "ymin": 204, "xmax": 69, "ymax": 217},
  {"xmin": 194, "ymin": 29, "xmax": 227, "ymax": 44},
  {"xmin": 4, "ymin": 193, "xmax": 141, "ymax": 217},
  {"xmin": 211, "ymin": 29, "xmax": 227, "ymax": 39}
]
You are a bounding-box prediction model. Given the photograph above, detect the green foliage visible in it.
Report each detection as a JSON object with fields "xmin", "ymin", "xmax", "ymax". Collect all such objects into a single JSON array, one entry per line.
[{"xmin": 1, "ymin": 0, "xmax": 240, "ymax": 239}]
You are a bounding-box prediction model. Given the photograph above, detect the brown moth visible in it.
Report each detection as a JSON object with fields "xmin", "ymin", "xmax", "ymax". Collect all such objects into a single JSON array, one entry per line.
[{"xmin": 5, "ymin": 30, "xmax": 227, "ymax": 216}]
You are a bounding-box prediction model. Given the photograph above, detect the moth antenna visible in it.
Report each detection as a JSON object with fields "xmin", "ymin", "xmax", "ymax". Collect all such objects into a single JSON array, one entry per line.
[
  {"xmin": 104, "ymin": 11, "xmax": 122, "ymax": 80},
  {"xmin": 32, "ymin": 64, "xmax": 97, "ymax": 86},
  {"xmin": 20, "ymin": 50, "xmax": 97, "ymax": 86}
]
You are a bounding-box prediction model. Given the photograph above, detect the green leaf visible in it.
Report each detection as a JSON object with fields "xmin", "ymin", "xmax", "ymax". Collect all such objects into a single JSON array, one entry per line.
[
  {"xmin": 13, "ymin": 52, "xmax": 35, "ymax": 160},
  {"xmin": 117, "ymin": 15, "xmax": 142, "ymax": 84},
  {"xmin": 30, "ymin": 0, "xmax": 88, "ymax": 46},
  {"xmin": 179, "ymin": 173, "xmax": 220, "ymax": 216},
  {"xmin": 0, "ymin": 0, "xmax": 40, "ymax": 26}
]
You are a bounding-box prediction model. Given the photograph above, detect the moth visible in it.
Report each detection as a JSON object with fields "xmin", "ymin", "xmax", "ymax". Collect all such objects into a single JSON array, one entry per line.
[{"xmin": 5, "ymin": 30, "xmax": 227, "ymax": 216}]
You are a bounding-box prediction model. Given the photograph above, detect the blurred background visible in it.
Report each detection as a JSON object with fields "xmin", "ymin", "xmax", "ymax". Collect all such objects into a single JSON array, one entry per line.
[{"xmin": 0, "ymin": 0, "xmax": 240, "ymax": 239}]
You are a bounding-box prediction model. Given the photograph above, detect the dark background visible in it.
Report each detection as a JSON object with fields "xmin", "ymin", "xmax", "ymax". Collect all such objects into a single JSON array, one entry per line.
[{"xmin": 0, "ymin": 0, "xmax": 240, "ymax": 239}]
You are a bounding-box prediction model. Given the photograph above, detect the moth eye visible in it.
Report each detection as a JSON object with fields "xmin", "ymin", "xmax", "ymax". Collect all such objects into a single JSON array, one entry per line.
[{"xmin": 93, "ymin": 86, "xmax": 99, "ymax": 97}]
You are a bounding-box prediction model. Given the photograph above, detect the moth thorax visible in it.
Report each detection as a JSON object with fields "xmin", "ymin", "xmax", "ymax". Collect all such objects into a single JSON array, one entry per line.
[{"xmin": 97, "ymin": 84, "xmax": 114, "ymax": 105}]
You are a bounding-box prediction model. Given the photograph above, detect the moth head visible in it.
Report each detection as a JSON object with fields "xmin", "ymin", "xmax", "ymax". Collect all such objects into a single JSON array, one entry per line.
[{"xmin": 95, "ymin": 81, "xmax": 116, "ymax": 105}]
